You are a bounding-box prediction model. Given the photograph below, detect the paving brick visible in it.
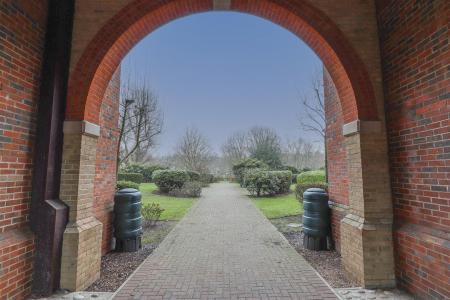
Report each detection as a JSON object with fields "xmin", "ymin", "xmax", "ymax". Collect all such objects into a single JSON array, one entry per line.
[{"xmin": 114, "ymin": 183, "xmax": 338, "ymax": 299}]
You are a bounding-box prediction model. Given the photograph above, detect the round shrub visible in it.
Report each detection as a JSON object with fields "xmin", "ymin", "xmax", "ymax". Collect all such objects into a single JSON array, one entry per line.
[
  {"xmin": 232, "ymin": 158, "xmax": 268, "ymax": 186},
  {"xmin": 243, "ymin": 169, "xmax": 270, "ymax": 196},
  {"xmin": 117, "ymin": 172, "xmax": 143, "ymax": 184},
  {"xmin": 146, "ymin": 165, "xmax": 168, "ymax": 180},
  {"xmin": 152, "ymin": 170, "xmax": 189, "ymax": 193},
  {"xmin": 142, "ymin": 203, "xmax": 164, "ymax": 227},
  {"xmin": 186, "ymin": 170, "xmax": 200, "ymax": 181},
  {"xmin": 116, "ymin": 180, "xmax": 140, "ymax": 190},
  {"xmin": 168, "ymin": 181, "xmax": 202, "ymax": 198},
  {"xmin": 296, "ymin": 170, "xmax": 326, "ymax": 185},
  {"xmin": 199, "ymin": 173, "xmax": 216, "ymax": 187},
  {"xmin": 271, "ymin": 170, "xmax": 293, "ymax": 194},
  {"xmin": 243, "ymin": 169, "xmax": 292, "ymax": 197}
]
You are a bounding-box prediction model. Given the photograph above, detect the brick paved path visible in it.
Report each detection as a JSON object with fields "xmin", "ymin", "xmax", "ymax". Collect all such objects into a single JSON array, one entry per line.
[{"xmin": 114, "ymin": 182, "xmax": 338, "ymax": 299}]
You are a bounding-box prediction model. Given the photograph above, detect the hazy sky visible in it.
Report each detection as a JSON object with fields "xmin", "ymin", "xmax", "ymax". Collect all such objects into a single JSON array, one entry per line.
[{"xmin": 121, "ymin": 12, "xmax": 322, "ymax": 155}]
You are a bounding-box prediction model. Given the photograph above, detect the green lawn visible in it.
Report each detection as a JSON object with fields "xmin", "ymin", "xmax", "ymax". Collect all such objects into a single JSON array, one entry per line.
[
  {"xmin": 140, "ymin": 183, "xmax": 195, "ymax": 221},
  {"xmin": 251, "ymin": 184, "xmax": 303, "ymax": 219}
]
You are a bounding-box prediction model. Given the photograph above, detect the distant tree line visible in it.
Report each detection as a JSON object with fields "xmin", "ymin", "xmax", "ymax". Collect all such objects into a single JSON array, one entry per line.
[{"xmin": 221, "ymin": 126, "xmax": 324, "ymax": 173}]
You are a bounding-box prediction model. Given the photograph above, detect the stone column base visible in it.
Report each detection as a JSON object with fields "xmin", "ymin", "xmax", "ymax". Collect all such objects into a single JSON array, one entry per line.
[
  {"xmin": 60, "ymin": 217, "xmax": 103, "ymax": 291},
  {"xmin": 341, "ymin": 214, "xmax": 396, "ymax": 288}
]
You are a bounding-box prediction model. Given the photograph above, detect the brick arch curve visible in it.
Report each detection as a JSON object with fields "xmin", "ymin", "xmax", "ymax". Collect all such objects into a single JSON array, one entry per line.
[{"xmin": 66, "ymin": 0, "xmax": 379, "ymax": 124}]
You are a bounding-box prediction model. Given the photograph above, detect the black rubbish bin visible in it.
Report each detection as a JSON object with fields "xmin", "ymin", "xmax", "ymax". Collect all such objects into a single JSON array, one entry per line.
[
  {"xmin": 114, "ymin": 188, "xmax": 142, "ymax": 252},
  {"xmin": 302, "ymin": 188, "xmax": 330, "ymax": 250}
]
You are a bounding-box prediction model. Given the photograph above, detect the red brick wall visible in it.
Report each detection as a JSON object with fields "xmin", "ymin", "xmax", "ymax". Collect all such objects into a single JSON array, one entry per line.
[
  {"xmin": 0, "ymin": 1, "xmax": 48, "ymax": 299},
  {"xmin": 67, "ymin": 0, "xmax": 380, "ymax": 128},
  {"xmin": 93, "ymin": 66, "xmax": 120, "ymax": 255},
  {"xmin": 377, "ymin": 1, "xmax": 449, "ymax": 298},
  {"xmin": 324, "ymin": 69, "xmax": 349, "ymax": 252}
]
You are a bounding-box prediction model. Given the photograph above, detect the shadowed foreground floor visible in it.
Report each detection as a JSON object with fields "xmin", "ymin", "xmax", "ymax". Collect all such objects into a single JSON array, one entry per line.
[{"xmin": 114, "ymin": 182, "xmax": 337, "ymax": 299}]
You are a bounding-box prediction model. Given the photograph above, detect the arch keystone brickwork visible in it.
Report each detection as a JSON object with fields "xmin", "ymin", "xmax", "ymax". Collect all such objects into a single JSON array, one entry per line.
[
  {"xmin": 214, "ymin": 0, "xmax": 231, "ymax": 10},
  {"xmin": 60, "ymin": 0, "xmax": 395, "ymax": 291}
]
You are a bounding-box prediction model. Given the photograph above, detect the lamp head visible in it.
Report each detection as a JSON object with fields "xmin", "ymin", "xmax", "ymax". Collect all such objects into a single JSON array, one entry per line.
[{"xmin": 125, "ymin": 99, "xmax": 135, "ymax": 105}]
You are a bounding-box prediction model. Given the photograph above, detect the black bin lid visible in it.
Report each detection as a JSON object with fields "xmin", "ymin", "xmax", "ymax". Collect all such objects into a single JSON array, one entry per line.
[
  {"xmin": 117, "ymin": 188, "xmax": 139, "ymax": 194},
  {"xmin": 305, "ymin": 188, "xmax": 327, "ymax": 193}
]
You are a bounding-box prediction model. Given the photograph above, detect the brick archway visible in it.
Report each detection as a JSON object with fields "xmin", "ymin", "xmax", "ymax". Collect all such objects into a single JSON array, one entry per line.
[
  {"xmin": 60, "ymin": 0, "xmax": 395, "ymax": 292},
  {"xmin": 66, "ymin": 0, "xmax": 379, "ymax": 125}
]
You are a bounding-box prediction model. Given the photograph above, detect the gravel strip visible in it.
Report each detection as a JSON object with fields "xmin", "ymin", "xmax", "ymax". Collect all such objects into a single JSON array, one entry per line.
[
  {"xmin": 86, "ymin": 221, "xmax": 176, "ymax": 292},
  {"xmin": 270, "ymin": 215, "xmax": 357, "ymax": 288},
  {"xmin": 85, "ymin": 245, "xmax": 155, "ymax": 292},
  {"xmin": 283, "ymin": 231, "xmax": 357, "ymax": 288}
]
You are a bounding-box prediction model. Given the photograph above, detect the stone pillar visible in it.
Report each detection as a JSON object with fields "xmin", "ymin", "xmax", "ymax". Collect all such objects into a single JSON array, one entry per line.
[
  {"xmin": 59, "ymin": 121, "xmax": 103, "ymax": 291},
  {"xmin": 341, "ymin": 120, "xmax": 396, "ymax": 288}
]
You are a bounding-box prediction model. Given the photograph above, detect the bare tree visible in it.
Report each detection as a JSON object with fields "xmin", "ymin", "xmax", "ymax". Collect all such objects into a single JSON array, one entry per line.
[
  {"xmin": 299, "ymin": 69, "xmax": 326, "ymax": 139},
  {"xmin": 175, "ymin": 127, "xmax": 213, "ymax": 173},
  {"xmin": 283, "ymin": 138, "xmax": 305, "ymax": 170},
  {"xmin": 221, "ymin": 131, "xmax": 248, "ymax": 166},
  {"xmin": 299, "ymin": 67, "xmax": 328, "ymax": 180},
  {"xmin": 117, "ymin": 78, "xmax": 163, "ymax": 169},
  {"xmin": 247, "ymin": 126, "xmax": 282, "ymax": 168},
  {"xmin": 282, "ymin": 138, "xmax": 324, "ymax": 170}
]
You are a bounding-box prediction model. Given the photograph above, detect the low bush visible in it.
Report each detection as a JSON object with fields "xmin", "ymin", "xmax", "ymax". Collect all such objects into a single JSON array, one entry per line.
[
  {"xmin": 121, "ymin": 164, "xmax": 167, "ymax": 182},
  {"xmin": 152, "ymin": 169, "xmax": 189, "ymax": 193},
  {"xmin": 117, "ymin": 172, "xmax": 143, "ymax": 184},
  {"xmin": 199, "ymin": 173, "xmax": 216, "ymax": 186},
  {"xmin": 296, "ymin": 170, "xmax": 326, "ymax": 185},
  {"xmin": 244, "ymin": 169, "xmax": 292, "ymax": 197},
  {"xmin": 280, "ymin": 165, "xmax": 299, "ymax": 174},
  {"xmin": 168, "ymin": 181, "xmax": 202, "ymax": 198},
  {"xmin": 295, "ymin": 170, "xmax": 327, "ymax": 203},
  {"xmin": 232, "ymin": 158, "xmax": 268, "ymax": 186},
  {"xmin": 295, "ymin": 183, "xmax": 328, "ymax": 202},
  {"xmin": 292, "ymin": 173, "xmax": 298, "ymax": 184},
  {"xmin": 274, "ymin": 171, "xmax": 293, "ymax": 194},
  {"xmin": 116, "ymin": 180, "xmax": 140, "ymax": 190},
  {"xmin": 141, "ymin": 202, "xmax": 165, "ymax": 226},
  {"xmin": 186, "ymin": 170, "xmax": 200, "ymax": 181}
]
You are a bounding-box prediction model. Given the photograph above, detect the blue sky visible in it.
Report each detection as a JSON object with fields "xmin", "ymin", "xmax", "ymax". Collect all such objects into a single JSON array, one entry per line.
[{"xmin": 121, "ymin": 12, "xmax": 322, "ymax": 155}]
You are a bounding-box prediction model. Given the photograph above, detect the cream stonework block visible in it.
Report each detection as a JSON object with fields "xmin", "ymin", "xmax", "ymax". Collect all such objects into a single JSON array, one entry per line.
[
  {"xmin": 340, "ymin": 121, "xmax": 395, "ymax": 288},
  {"xmin": 60, "ymin": 123, "xmax": 103, "ymax": 291},
  {"xmin": 60, "ymin": 217, "xmax": 102, "ymax": 291}
]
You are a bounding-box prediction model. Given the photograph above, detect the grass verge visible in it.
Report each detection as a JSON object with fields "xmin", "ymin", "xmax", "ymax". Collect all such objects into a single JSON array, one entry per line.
[
  {"xmin": 251, "ymin": 184, "xmax": 303, "ymax": 219},
  {"xmin": 140, "ymin": 183, "xmax": 195, "ymax": 221}
]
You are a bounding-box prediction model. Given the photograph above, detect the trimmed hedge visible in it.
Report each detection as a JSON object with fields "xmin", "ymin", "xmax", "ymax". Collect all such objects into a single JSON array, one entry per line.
[
  {"xmin": 117, "ymin": 172, "xmax": 143, "ymax": 184},
  {"xmin": 295, "ymin": 170, "xmax": 327, "ymax": 202},
  {"xmin": 116, "ymin": 180, "xmax": 140, "ymax": 190},
  {"xmin": 168, "ymin": 181, "xmax": 202, "ymax": 198},
  {"xmin": 296, "ymin": 170, "xmax": 326, "ymax": 185},
  {"xmin": 121, "ymin": 164, "xmax": 167, "ymax": 182},
  {"xmin": 244, "ymin": 169, "xmax": 292, "ymax": 197},
  {"xmin": 295, "ymin": 183, "xmax": 328, "ymax": 202},
  {"xmin": 152, "ymin": 170, "xmax": 189, "ymax": 193}
]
